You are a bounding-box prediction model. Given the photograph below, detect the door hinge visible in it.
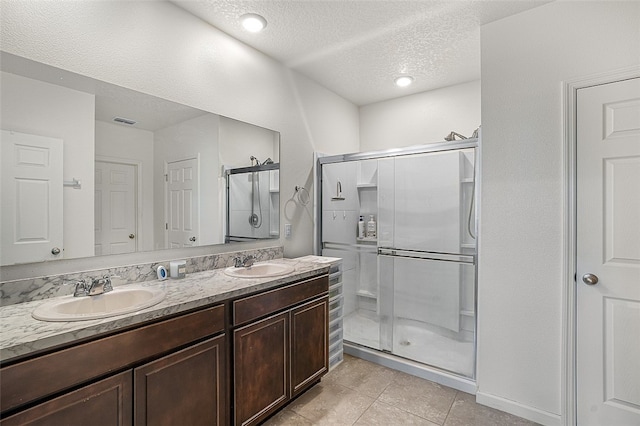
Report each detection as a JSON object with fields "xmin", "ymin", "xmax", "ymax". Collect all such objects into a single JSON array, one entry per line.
[
  {"xmin": 164, "ymin": 174, "xmax": 168, "ymax": 182},
  {"xmin": 165, "ymin": 223, "xmax": 168, "ymax": 230}
]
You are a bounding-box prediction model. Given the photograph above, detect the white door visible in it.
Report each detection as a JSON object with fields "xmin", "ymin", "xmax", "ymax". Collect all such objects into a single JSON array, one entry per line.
[
  {"xmin": 1, "ymin": 130, "xmax": 63, "ymax": 265},
  {"xmin": 166, "ymin": 158, "xmax": 199, "ymax": 248},
  {"xmin": 94, "ymin": 161, "xmax": 136, "ymax": 256},
  {"xmin": 577, "ymin": 77, "xmax": 640, "ymax": 425}
]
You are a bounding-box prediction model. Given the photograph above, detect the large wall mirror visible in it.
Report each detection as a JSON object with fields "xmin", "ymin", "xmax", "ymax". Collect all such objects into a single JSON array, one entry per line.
[{"xmin": 0, "ymin": 52, "xmax": 280, "ymax": 267}]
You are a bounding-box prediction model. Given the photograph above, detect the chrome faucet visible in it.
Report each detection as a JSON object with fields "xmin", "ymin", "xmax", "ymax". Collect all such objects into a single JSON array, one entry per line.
[
  {"xmin": 233, "ymin": 255, "xmax": 256, "ymax": 268},
  {"xmin": 73, "ymin": 275, "xmax": 115, "ymax": 297}
]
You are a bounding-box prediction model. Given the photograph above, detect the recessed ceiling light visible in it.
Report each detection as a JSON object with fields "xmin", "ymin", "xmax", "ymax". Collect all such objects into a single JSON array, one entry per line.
[
  {"xmin": 241, "ymin": 13, "xmax": 267, "ymax": 33},
  {"xmin": 394, "ymin": 76, "xmax": 414, "ymax": 87}
]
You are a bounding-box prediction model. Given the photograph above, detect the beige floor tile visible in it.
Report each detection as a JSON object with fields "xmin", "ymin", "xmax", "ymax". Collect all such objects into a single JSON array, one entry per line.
[
  {"xmin": 354, "ymin": 400, "xmax": 441, "ymax": 426},
  {"xmin": 322, "ymin": 355, "xmax": 397, "ymax": 399},
  {"xmin": 263, "ymin": 408, "xmax": 314, "ymax": 426},
  {"xmin": 444, "ymin": 392, "xmax": 539, "ymax": 426},
  {"xmin": 377, "ymin": 371, "xmax": 457, "ymax": 424},
  {"xmin": 287, "ymin": 381, "xmax": 375, "ymax": 426}
]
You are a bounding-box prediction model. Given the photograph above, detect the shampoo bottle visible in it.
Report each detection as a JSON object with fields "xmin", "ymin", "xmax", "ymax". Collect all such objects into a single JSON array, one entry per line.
[
  {"xmin": 366, "ymin": 215, "xmax": 376, "ymax": 238},
  {"xmin": 358, "ymin": 215, "xmax": 365, "ymax": 239}
]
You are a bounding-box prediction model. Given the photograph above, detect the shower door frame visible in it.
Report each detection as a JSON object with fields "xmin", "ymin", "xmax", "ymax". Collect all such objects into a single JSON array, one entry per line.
[{"xmin": 315, "ymin": 138, "xmax": 480, "ymax": 392}]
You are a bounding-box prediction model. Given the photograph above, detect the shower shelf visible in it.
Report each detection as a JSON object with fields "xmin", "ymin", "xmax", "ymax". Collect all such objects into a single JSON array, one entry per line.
[
  {"xmin": 356, "ymin": 289, "xmax": 377, "ymax": 299},
  {"xmin": 356, "ymin": 237, "xmax": 377, "ymax": 244},
  {"xmin": 460, "ymin": 310, "xmax": 475, "ymax": 317},
  {"xmin": 356, "ymin": 183, "xmax": 377, "ymax": 189},
  {"xmin": 461, "ymin": 178, "xmax": 474, "ymax": 183}
]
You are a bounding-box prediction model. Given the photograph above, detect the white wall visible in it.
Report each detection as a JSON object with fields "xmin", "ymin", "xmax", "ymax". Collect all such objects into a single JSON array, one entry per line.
[
  {"xmin": 0, "ymin": 71, "xmax": 95, "ymax": 260},
  {"xmin": 219, "ymin": 116, "xmax": 279, "ymax": 169},
  {"xmin": 0, "ymin": 0, "xmax": 360, "ymax": 264},
  {"xmin": 95, "ymin": 120, "xmax": 155, "ymax": 253},
  {"xmin": 359, "ymin": 80, "xmax": 480, "ymax": 152},
  {"xmin": 478, "ymin": 2, "xmax": 640, "ymax": 424},
  {"xmin": 154, "ymin": 113, "xmax": 221, "ymax": 248}
]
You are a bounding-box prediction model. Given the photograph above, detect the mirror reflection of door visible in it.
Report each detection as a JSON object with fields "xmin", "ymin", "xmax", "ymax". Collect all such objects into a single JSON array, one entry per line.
[
  {"xmin": 166, "ymin": 158, "xmax": 199, "ymax": 248},
  {"xmin": 1, "ymin": 130, "xmax": 64, "ymax": 264},
  {"xmin": 94, "ymin": 161, "xmax": 137, "ymax": 256}
]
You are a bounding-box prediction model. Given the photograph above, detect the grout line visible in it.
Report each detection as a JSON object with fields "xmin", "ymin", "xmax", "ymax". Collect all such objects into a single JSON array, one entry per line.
[
  {"xmin": 441, "ymin": 390, "xmax": 459, "ymax": 426},
  {"xmin": 351, "ymin": 397, "xmax": 376, "ymax": 426}
]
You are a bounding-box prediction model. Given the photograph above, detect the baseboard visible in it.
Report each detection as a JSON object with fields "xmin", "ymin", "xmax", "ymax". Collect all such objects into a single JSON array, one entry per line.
[{"xmin": 476, "ymin": 391, "xmax": 562, "ymax": 426}]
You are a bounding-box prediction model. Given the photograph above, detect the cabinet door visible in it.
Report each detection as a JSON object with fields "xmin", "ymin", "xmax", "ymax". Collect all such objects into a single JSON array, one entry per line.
[
  {"xmin": 0, "ymin": 371, "xmax": 132, "ymax": 426},
  {"xmin": 290, "ymin": 297, "xmax": 329, "ymax": 396},
  {"xmin": 134, "ymin": 335, "xmax": 226, "ymax": 426},
  {"xmin": 234, "ymin": 312, "xmax": 289, "ymax": 426}
]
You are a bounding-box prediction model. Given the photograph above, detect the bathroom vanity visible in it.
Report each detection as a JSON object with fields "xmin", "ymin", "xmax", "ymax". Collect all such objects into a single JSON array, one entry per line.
[{"xmin": 0, "ymin": 259, "xmax": 329, "ymax": 426}]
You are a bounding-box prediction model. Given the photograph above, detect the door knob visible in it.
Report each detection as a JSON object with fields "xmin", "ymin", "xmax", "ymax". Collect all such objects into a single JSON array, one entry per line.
[
  {"xmin": 51, "ymin": 247, "xmax": 61, "ymax": 255},
  {"xmin": 582, "ymin": 273, "xmax": 599, "ymax": 285},
  {"xmin": 189, "ymin": 236, "xmax": 196, "ymax": 242},
  {"xmin": 129, "ymin": 234, "xmax": 135, "ymax": 239}
]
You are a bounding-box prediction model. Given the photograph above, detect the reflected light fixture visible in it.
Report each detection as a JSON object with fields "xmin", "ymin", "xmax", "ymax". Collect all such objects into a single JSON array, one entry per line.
[
  {"xmin": 394, "ymin": 76, "xmax": 414, "ymax": 87},
  {"xmin": 241, "ymin": 13, "xmax": 267, "ymax": 32}
]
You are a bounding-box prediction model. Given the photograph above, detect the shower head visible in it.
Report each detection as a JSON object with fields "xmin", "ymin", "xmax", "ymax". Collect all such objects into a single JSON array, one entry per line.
[
  {"xmin": 444, "ymin": 131, "xmax": 468, "ymax": 141},
  {"xmin": 250, "ymin": 155, "xmax": 259, "ymax": 166},
  {"xmin": 262, "ymin": 158, "xmax": 274, "ymax": 165}
]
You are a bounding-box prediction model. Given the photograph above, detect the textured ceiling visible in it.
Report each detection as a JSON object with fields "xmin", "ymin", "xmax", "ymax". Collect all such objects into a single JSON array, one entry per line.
[{"xmin": 172, "ymin": 0, "xmax": 550, "ymax": 106}]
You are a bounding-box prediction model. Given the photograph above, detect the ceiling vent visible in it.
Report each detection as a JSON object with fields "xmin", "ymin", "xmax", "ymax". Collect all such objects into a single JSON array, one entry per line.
[{"xmin": 113, "ymin": 117, "xmax": 137, "ymax": 126}]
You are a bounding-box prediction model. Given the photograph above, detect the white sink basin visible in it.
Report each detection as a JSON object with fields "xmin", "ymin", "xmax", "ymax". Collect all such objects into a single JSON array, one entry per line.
[
  {"xmin": 32, "ymin": 286, "xmax": 166, "ymax": 322},
  {"xmin": 224, "ymin": 263, "xmax": 294, "ymax": 278}
]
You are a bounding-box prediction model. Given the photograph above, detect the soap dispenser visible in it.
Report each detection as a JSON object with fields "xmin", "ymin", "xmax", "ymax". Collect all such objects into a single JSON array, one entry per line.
[
  {"xmin": 366, "ymin": 215, "xmax": 376, "ymax": 239},
  {"xmin": 358, "ymin": 215, "xmax": 365, "ymax": 238}
]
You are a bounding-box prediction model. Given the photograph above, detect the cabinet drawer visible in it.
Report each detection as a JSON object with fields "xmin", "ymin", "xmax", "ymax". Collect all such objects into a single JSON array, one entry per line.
[
  {"xmin": 233, "ymin": 275, "xmax": 328, "ymax": 326},
  {"xmin": 1, "ymin": 304, "xmax": 225, "ymax": 413}
]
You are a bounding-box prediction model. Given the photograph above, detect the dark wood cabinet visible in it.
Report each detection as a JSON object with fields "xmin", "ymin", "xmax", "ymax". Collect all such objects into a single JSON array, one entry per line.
[
  {"xmin": 0, "ymin": 371, "xmax": 132, "ymax": 426},
  {"xmin": 1, "ymin": 305, "xmax": 226, "ymax": 426},
  {"xmin": 232, "ymin": 274, "xmax": 329, "ymax": 426},
  {"xmin": 233, "ymin": 312, "xmax": 289, "ymax": 426},
  {"xmin": 291, "ymin": 298, "xmax": 329, "ymax": 396},
  {"xmin": 1, "ymin": 271, "xmax": 329, "ymax": 426},
  {"xmin": 134, "ymin": 335, "xmax": 226, "ymax": 426}
]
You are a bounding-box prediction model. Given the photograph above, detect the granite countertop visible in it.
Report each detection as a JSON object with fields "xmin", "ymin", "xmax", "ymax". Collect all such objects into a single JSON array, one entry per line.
[{"xmin": 0, "ymin": 258, "xmax": 329, "ymax": 363}]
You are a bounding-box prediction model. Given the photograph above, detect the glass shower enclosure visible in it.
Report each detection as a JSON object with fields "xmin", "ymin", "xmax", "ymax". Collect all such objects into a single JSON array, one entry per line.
[
  {"xmin": 316, "ymin": 139, "xmax": 477, "ymax": 379},
  {"xmin": 226, "ymin": 163, "xmax": 279, "ymax": 242}
]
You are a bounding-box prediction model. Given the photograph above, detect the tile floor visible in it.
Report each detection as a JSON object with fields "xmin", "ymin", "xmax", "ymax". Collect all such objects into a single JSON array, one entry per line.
[{"xmin": 264, "ymin": 354, "xmax": 537, "ymax": 426}]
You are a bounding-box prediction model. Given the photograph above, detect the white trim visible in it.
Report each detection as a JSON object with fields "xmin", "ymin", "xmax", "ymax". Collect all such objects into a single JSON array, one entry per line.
[
  {"xmin": 476, "ymin": 391, "xmax": 562, "ymax": 426},
  {"xmin": 562, "ymin": 66, "xmax": 640, "ymax": 426},
  {"xmin": 95, "ymin": 155, "xmax": 143, "ymax": 253}
]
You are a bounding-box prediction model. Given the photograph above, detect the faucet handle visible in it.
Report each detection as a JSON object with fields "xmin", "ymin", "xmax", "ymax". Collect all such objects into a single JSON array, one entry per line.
[
  {"xmin": 73, "ymin": 279, "xmax": 88, "ymax": 297},
  {"xmin": 233, "ymin": 256, "xmax": 243, "ymax": 268},
  {"xmin": 243, "ymin": 255, "xmax": 256, "ymax": 267},
  {"xmin": 101, "ymin": 275, "xmax": 116, "ymax": 293}
]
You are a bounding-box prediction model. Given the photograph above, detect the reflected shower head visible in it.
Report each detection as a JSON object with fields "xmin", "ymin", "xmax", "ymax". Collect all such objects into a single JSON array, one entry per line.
[
  {"xmin": 250, "ymin": 155, "xmax": 259, "ymax": 166},
  {"xmin": 444, "ymin": 131, "xmax": 467, "ymax": 141},
  {"xmin": 262, "ymin": 158, "xmax": 274, "ymax": 165}
]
